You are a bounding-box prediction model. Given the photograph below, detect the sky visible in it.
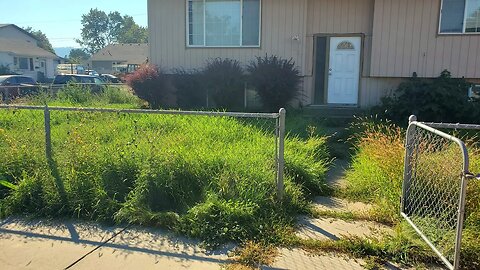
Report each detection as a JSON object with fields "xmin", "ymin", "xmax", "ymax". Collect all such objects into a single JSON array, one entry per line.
[{"xmin": 1, "ymin": 0, "xmax": 148, "ymax": 48}]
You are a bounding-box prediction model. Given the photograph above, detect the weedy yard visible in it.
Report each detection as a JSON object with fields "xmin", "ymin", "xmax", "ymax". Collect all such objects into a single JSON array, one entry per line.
[
  {"xmin": 341, "ymin": 118, "xmax": 480, "ymax": 269},
  {"xmin": 0, "ymin": 86, "xmax": 330, "ymax": 249},
  {"xmin": 1, "ymin": 86, "xmax": 479, "ymax": 269}
]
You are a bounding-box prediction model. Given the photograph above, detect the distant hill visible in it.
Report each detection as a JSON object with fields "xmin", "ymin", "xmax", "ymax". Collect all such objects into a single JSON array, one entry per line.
[{"xmin": 54, "ymin": 47, "xmax": 75, "ymax": 58}]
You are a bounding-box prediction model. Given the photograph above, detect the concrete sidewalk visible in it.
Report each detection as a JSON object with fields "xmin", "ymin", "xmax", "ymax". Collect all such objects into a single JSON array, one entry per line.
[{"xmin": 0, "ymin": 217, "xmax": 232, "ymax": 270}]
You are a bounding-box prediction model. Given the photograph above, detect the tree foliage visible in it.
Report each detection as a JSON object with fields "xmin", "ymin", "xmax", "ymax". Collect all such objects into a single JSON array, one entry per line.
[
  {"xmin": 117, "ymin": 16, "xmax": 148, "ymax": 44},
  {"xmin": 68, "ymin": 49, "xmax": 90, "ymax": 63},
  {"xmin": 23, "ymin": 27, "xmax": 55, "ymax": 54},
  {"xmin": 77, "ymin": 9, "xmax": 148, "ymax": 54}
]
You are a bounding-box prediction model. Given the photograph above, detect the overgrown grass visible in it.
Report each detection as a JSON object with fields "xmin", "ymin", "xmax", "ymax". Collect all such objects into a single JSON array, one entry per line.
[
  {"xmin": 16, "ymin": 83, "xmax": 145, "ymax": 109},
  {"xmin": 0, "ymin": 88, "xmax": 330, "ymax": 248},
  {"xmin": 343, "ymin": 117, "xmax": 480, "ymax": 269},
  {"xmin": 286, "ymin": 222, "xmax": 441, "ymax": 268}
]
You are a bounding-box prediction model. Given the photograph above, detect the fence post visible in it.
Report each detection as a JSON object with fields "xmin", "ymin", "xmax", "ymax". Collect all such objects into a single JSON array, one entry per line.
[
  {"xmin": 44, "ymin": 105, "xmax": 52, "ymax": 160},
  {"xmin": 401, "ymin": 115, "xmax": 417, "ymax": 213},
  {"xmin": 5, "ymin": 88, "xmax": 10, "ymax": 104},
  {"xmin": 277, "ymin": 108, "xmax": 286, "ymax": 201},
  {"xmin": 244, "ymin": 82, "xmax": 248, "ymax": 109}
]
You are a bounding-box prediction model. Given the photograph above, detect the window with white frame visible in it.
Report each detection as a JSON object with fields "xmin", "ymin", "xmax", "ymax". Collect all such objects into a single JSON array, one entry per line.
[
  {"xmin": 187, "ymin": 0, "xmax": 261, "ymax": 47},
  {"xmin": 440, "ymin": 0, "xmax": 480, "ymax": 33},
  {"xmin": 14, "ymin": 57, "xmax": 30, "ymax": 70}
]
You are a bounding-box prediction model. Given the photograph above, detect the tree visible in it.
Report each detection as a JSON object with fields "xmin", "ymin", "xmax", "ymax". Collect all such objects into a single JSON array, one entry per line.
[
  {"xmin": 76, "ymin": 9, "xmax": 148, "ymax": 54},
  {"xmin": 68, "ymin": 49, "xmax": 90, "ymax": 63},
  {"xmin": 23, "ymin": 27, "xmax": 55, "ymax": 54},
  {"xmin": 117, "ymin": 16, "xmax": 148, "ymax": 43},
  {"xmin": 76, "ymin": 8, "xmax": 109, "ymax": 54}
]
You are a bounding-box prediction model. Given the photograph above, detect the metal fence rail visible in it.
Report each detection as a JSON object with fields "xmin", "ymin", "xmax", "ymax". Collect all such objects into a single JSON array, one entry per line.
[
  {"xmin": 401, "ymin": 115, "xmax": 478, "ymax": 270},
  {"xmin": 0, "ymin": 105, "xmax": 286, "ymax": 200}
]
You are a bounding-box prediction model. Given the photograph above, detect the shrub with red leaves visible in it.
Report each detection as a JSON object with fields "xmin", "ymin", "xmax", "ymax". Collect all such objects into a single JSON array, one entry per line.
[{"xmin": 126, "ymin": 65, "xmax": 176, "ymax": 108}]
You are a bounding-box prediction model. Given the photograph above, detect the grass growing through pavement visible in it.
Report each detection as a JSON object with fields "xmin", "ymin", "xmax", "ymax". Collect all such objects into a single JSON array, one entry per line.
[
  {"xmin": 0, "ymin": 86, "xmax": 330, "ymax": 249},
  {"xmin": 342, "ymin": 117, "xmax": 480, "ymax": 269}
]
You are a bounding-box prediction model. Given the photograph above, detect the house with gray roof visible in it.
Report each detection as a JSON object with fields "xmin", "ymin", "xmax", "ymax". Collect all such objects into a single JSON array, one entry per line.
[
  {"xmin": 90, "ymin": 43, "xmax": 149, "ymax": 74},
  {"xmin": 0, "ymin": 24, "xmax": 59, "ymax": 81}
]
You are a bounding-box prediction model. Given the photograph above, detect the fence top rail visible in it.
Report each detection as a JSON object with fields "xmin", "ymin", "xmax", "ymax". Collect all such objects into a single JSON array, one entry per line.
[
  {"xmin": 421, "ymin": 122, "xmax": 480, "ymax": 131},
  {"xmin": 0, "ymin": 104, "xmax": 280, "ymax": 119}
]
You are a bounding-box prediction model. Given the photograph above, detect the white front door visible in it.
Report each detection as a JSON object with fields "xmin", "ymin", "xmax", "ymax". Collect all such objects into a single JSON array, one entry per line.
[{"xmin": 327, "ymin": 37, "xmax": 361, "ymax": 105}]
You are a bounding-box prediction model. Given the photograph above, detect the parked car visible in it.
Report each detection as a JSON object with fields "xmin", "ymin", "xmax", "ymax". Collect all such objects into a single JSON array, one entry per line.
[
  {"xmin": 99, "ymin": 74, "xmax": 122, "ymax": 84},
  {"xmin": 52, "ymin": 74, "xmax": 104, "ymax": 93},
  {"xmin": 0, "ymin": 75, "xmax": 39, "ymax": 102},
  {"xmin": 85, "ymin": 70, "xmax": 99, "ymax": 76}
]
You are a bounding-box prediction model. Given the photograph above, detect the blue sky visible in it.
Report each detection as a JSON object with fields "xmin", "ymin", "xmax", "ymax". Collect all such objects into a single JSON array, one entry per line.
[{"xmin": 2, "ymin": 0, "xmax": 147, "ymax": 48}]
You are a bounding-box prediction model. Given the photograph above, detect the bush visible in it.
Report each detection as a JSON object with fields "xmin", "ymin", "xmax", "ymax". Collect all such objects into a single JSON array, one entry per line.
[
  {"xmin": 203, "ymin": 58, "xmax": 245, "ymax": 110},
  {"xmin": 126, "ymin": 65, "xmax": 176, "ymax": 109},
  {"xmin": 172, "ymin": 68, "xmax": 206, "ymax": 109},
  {"xmin": 0, "ymin": 65, "xmax": 14, "ymax": 75},
  {"xmin": 56, "ymin": 82, "xmax": 95, "ymax": 104},
  {"xmin": 247, "ymin": 55, "xmax": 301, "ymax": 111},
  {"xmin": 374, "ymin": 70, "xmax": 479, "ymax": 124}
]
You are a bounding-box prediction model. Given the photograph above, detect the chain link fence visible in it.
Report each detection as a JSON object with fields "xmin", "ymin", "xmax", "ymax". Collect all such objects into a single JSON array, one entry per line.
[
  {"xmin": 0, "ymin": 84, "xmax": 130, "ymax": 104},
  {"xmin": 401, "ymin": 115, "xmax": 479, "ymax": 270},
  {"xmin": 0, "ymin": 105, "xmax": 287, "ymax": 204}
]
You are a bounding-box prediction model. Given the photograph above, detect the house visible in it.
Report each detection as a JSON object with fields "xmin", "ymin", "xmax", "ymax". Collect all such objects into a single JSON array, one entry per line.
[
  {"xmin": 147, "ymin": 0, "xmax": 480, "ymax": 108},
  {"xmin": 90, "ymin": 43, "xmax": 149, "ymax": 74},
  {"xmin": 0, "ymin": 24, "xmax": 59, "ymax": 82}
]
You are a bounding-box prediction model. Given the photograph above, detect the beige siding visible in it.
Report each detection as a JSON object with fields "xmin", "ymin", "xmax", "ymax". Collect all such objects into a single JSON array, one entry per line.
[
  {"xmin": 371, "ymin": 0, "xmax": 480, "ymax": 79},
  {"xmin": 149, "ymin": 0, "xmax": 438, "ymax": 107},
  {"xmin": 148, "ymin": 0, "xmax": 307, "ymax": 73},
  {"xmin": 302, "ymin": 0, "xmax": 375, "ymax": 105}
]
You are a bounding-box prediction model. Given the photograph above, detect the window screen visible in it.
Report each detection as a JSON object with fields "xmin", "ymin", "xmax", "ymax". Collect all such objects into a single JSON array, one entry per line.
[
  {"xmin": 19, "ymin": 58, "xmax": 29, "ymax": 70},
  {"xmin": 187, "ymin": 0, "xmax": 260, "ymax": 47},
  {"xmin": 205, "ymin": 0, "xmax": 241, "ymax": 46},
  {"xmin": 465, "ymin": 0, "xmax": 480, "ymax": 32},
  {"xmin": 188, "ymin": 0, "xmax": 205, "ymax": 45},
  {"xmin": 242, "ymin": 0, "xmax": 260, "ymax": 46},
  {"xmin": 440, "ymin": 0, "xmax": 466, "ymax": 33}
]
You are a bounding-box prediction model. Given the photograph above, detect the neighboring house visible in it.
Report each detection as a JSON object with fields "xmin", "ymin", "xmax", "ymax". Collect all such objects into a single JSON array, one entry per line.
[
  {"xmin": 90, "ymin": 43, "xmax": 149, "ymax": 74},
  {"xmin": 0, "ymin": 24, "xmax": 59, "ymax": 82},
  {"xmin": 147, "ymin": 0, "xmax": 480, "ymax": 108}
]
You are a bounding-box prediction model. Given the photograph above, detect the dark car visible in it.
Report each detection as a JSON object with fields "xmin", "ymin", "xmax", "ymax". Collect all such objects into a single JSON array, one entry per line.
[
  {"xmin": 52, "ymin": 74, "xmax": 104, "ymax": 93},
  {"xmin": 99, "ymin": 74, "xmax": 122, "ymax": 84},
  {"xmin": 0, "ymin": 75, "xmax": 39, "ymax": 102}
]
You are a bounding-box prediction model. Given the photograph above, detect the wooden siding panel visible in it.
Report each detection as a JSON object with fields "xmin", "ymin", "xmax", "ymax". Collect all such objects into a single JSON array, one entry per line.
[
  {"xmin": 459, "ymin": 37, "xmax": 470, "ymax": 77},
  {"xmin": 149, "ymin": 0, "xmax": 306, "ymax": 73},
  {"xmin": 371, "ymin": 0, "xmax": 480, "ymax": 78},
  {"xmin": 425, "ymin": 3, "xmax": 439, "ymax": 77},
  {"xmin": 466, "ymin": 38, "xmax": 479, "ymax": 78}
]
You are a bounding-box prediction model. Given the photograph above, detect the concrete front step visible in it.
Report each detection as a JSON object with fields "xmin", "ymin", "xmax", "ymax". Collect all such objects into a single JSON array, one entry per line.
[{"xmin": 296, "ymin": 216, "xmax": 392, "ymax": 241}]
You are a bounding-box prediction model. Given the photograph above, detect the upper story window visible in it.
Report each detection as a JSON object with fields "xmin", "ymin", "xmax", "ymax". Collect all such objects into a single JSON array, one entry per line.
[
  {"xmin": 187, "ymin": 0, "xmax": 261, "ymax": 47},
  {"xmin": 440, "ymin": 0, "xmax": 480, "ymax": 33}
]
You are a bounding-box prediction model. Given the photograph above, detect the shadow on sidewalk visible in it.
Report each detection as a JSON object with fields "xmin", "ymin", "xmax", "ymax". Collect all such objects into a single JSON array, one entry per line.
[{"xmin": 0, "ymin": 218, "xmax": 232, "ymax": 265}]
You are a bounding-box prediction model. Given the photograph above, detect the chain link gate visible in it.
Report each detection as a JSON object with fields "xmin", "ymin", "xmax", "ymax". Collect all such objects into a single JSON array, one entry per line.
[{"xmin": 401, "ymin": 115, "xmax": 480, "ymax": 270}]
